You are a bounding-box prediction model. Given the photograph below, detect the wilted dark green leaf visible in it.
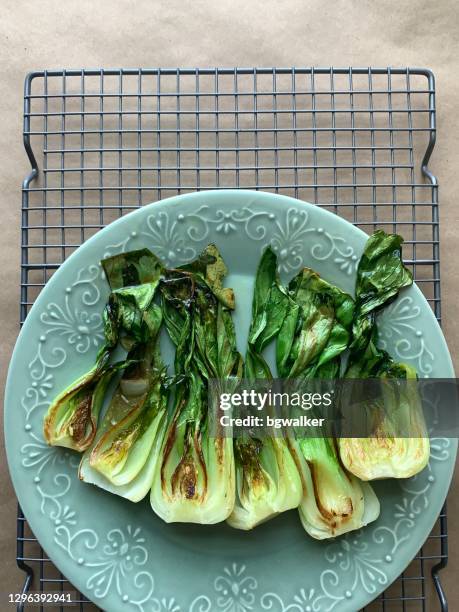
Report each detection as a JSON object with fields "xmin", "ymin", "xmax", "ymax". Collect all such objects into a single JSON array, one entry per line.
[
  {"xmin": 349, "ymin": 230, "xmax": 413, "ymax": 357},
  {"xmin": 277, "ymin": 268, "xmax": 354, "ymax": 379},
  {"xmin": 102, "ymin": 248, "xmax": 164, "ymax": 290}
]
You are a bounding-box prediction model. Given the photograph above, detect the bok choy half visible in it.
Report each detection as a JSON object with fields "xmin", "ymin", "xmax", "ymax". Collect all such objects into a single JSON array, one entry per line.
[
  {"xmin": 150, "ymin": 245, "xmax": 242, "ymax": 523},
  {"xmin": 42, "ymin": 249, "xmax": 163, "ymax": 452},
  {"xmin": 339, "ymin": 231, "xmax": 430, "ymax": 480},
  {"xmin": 227, "ymin": 248, "xmax": 303, "ymax": 530},
  {"xmin": 277, "ymin": 268, "xmax": 380, "ymax": 539},
  {"xmin": 78, "ymin": 249, "xmax": 169, "ymax": 501}
]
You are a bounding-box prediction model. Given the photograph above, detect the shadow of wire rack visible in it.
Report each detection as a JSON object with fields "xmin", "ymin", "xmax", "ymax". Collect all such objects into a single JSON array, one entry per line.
[{"xmin": 17, "ymin": 67, "xmax": 447, "ymax": 611}]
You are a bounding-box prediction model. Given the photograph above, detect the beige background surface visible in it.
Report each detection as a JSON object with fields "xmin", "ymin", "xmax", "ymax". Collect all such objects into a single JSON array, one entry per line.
[{"xmin": 1, "ymin": 0, "xmax": 458, "ymax": 608}]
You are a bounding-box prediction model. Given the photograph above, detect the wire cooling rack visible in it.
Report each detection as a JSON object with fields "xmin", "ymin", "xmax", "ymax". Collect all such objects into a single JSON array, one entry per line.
[{"xmin": 17, "ymin": 67, "xmax": 447, "ymax": 611}]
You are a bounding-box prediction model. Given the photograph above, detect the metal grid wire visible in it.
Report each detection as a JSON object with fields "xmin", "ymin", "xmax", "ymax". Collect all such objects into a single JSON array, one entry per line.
[{"xmin": 18, "ymin": 67, "xmax": 446, "ymax": 611}]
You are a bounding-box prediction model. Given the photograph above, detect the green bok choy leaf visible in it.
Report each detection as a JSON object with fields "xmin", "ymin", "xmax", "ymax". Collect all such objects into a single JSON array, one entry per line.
[
  {"xmin": 227, "ymin": 248, "xmax": 303, "ymax": 531},
  {"xmin": 78, "ymin": 249, "xmax": 168, "ymax": 501},
  {"xmin": 339, "ymin": 231, "xmax": 429, "ymax": 480},
  {"xmin": 277, "ymin": 268, "xmax": 380, "ymax": 539},
  {"xmin": 150, "ymin": 245, "xmax": 242, "ymax": 523},
  {"xmin": 43, "ymin": 249, "xmax": 164, "ymax": 452}
]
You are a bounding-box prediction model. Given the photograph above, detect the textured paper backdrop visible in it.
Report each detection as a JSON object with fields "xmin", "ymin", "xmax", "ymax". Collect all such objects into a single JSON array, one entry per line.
[{"xmin": 1, "ymin": 0, "xmax": 458, "ymax": 607}]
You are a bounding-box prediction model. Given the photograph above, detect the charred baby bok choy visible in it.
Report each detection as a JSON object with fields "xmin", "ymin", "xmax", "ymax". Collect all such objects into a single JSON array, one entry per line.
[
  {"xmin": 277, "ymin": 268, "xmax": 380, "ymax": 539},
  {"xmin": 228, "ymin": 248, "xmax": 302, "ymax": 530},
  {"xmin": 339, "ymin": 231, "xmax": 429, "ymax": 480},
  {"xmin": 78, "ymin": 249, "xmax": 169, "ymax": 501},
  {"xmin": 150, "ymin": 245, "xmax": 242, "ymax": 523},
  {"xmin": 42, "ymin": 249, "xmax": 163, "ymax": 452}
]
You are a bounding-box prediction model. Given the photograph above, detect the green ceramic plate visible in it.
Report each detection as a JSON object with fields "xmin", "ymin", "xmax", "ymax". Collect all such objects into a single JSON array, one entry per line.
[{"xmin": 5, "ymin": 190, "xmax": 456, "ymax": 612}]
